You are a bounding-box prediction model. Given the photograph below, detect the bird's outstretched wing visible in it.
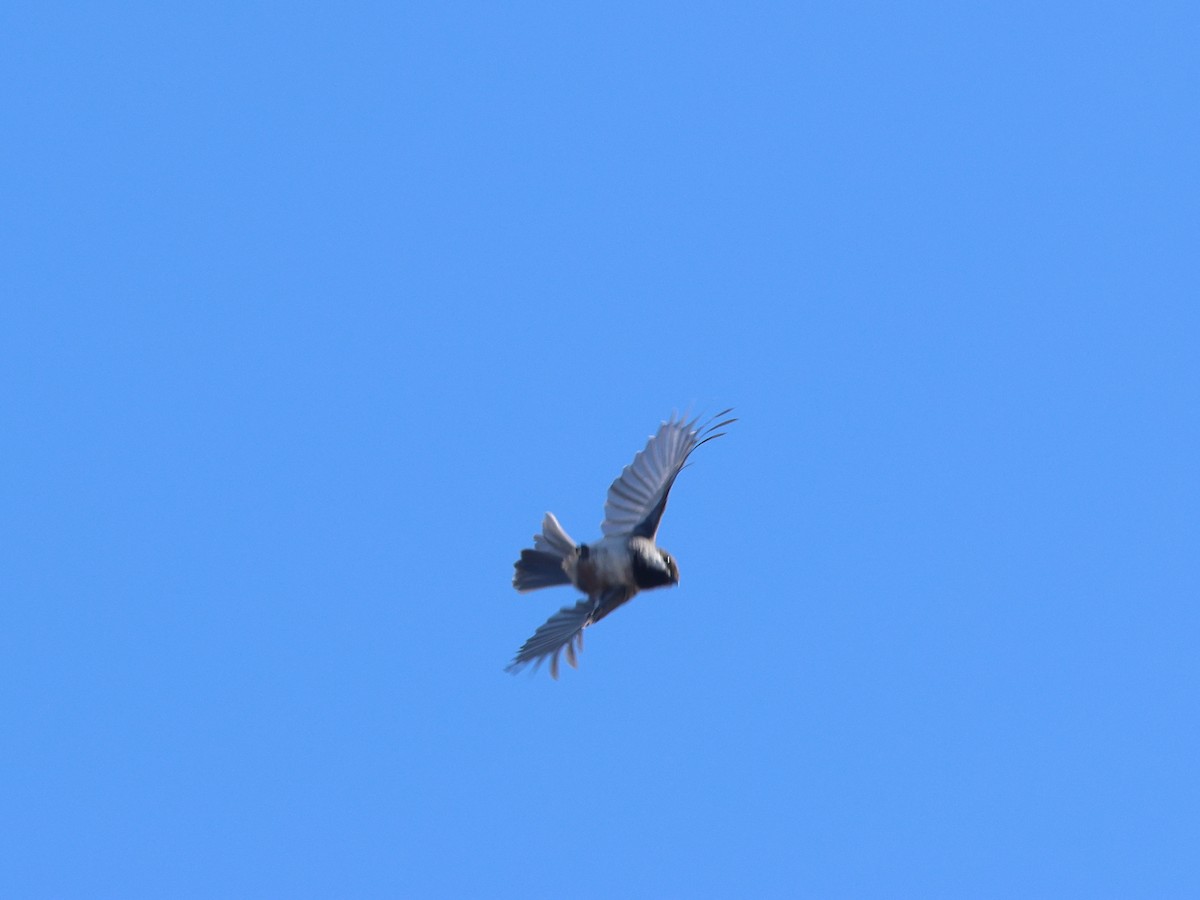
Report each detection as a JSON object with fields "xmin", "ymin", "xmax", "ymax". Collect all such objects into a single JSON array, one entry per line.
[
  {"xmin": 505, "ymin": 587, "xmax": 632, "ymax": 678},
  {"xmin": 601, "ymin": 409, "xmax": 735, "ymax": 539}
]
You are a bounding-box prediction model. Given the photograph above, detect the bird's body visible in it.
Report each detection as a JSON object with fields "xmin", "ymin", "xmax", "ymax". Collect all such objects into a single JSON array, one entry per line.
[
  {"xmin": 566, "ymin": 536, "xmax": 634, "ymax": 596},
  {"xmin": 506, "ymin": 410, "xmax": 734, "ymax": 677}
]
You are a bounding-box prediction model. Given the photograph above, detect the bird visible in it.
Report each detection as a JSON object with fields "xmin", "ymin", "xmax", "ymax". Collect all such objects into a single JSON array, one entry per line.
[{"xmin": 506, "ymin": 409, "xmax": 735, "ymax": 677}]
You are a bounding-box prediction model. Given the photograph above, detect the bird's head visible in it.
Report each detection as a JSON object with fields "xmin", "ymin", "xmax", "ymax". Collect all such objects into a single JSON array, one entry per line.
[
  {"xmin": 661, "ymin": 550, "xmax": 680, "ymax": 585},
  {"xmin": 629, "ymin": 537, "xmax": 680, "ymax": 590}
]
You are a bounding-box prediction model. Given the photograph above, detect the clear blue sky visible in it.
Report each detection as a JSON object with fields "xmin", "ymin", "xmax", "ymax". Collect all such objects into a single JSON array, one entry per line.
[{"xmin": 3, "ymin": 2, "xmax": 1197, "ymax": 897}]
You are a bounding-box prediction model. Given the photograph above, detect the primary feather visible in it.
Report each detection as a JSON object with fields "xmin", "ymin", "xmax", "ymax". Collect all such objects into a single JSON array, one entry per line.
[{"xmin": 602, "ymin": 410, "xmax": 735, "ymax": 539}]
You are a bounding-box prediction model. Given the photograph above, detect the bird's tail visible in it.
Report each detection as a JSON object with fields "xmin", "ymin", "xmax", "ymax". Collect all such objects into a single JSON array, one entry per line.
[{"xmin": 512, "ymin": 512, "xmax": 575, "ymax": 592}]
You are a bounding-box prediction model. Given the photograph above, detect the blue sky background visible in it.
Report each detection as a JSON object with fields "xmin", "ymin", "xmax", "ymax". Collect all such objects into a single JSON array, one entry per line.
[{"xmin": 3, "ymin": 2, "xmax": 1197, "ymax": 897}]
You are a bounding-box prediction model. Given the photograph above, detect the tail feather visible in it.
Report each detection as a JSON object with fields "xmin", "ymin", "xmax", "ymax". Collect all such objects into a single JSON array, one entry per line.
[
  {"xmin": 513, "ymin": 550, "xmax": 571, "ymax": 591},
  {"xmin": 513, "ymin": 512, "xmax": 576, "ymax": 592},
  {"xmin": 534, "ymin": 512, "xmax": 575, "ymax": 557}
]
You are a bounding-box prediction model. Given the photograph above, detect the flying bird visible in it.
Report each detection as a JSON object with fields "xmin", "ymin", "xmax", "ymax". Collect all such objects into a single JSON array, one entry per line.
[{"xmin": 507, "ymin": 409, "xmax": 735, "ymax": 677}]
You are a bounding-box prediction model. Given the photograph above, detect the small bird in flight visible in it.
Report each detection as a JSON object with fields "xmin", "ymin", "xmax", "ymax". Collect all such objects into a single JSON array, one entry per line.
[{"xmin": 507, "ymin": 409, "xmax": 735, "ymax": 677}]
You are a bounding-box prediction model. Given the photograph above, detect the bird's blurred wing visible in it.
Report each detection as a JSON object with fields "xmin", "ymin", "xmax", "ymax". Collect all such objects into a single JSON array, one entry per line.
[
  {"xmin": 505, "ymin": 596, "xmax": 595, "ymax": 679},
  {"xmin": 505, "ymin": 587, "xmax": 633, "ymax": 678},
  {"xmin": 601, "ymin": 410, "xmax": 735, "ymax": 539}
]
